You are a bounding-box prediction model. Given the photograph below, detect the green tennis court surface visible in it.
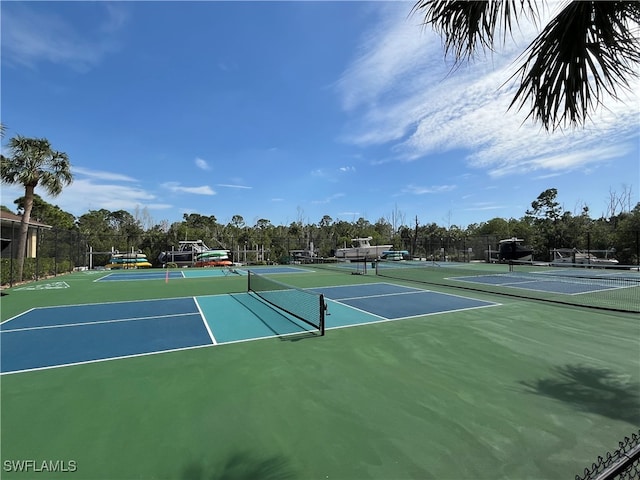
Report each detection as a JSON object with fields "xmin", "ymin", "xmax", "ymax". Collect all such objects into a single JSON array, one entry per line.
[{"xmin": 1, "ymin": 266, "xmax": 638, "ymax": 479}]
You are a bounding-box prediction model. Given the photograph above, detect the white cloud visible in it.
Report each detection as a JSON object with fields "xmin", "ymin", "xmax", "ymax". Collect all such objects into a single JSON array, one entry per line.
[
  {"xmin": 1, "ymin": 3, "xmax": 127, "ymax": 71},
  {"xmin": 401, "ymin": 184, "xmax": 456, "ymax": 195},
  {"xmin": 463, "ymin": 203, "xmax": 505, "ymax": 212},
  {"xmin": 216, "ymin": 184, "xmax": 252, "ymax": 189},
  {"xmin": 487, "ymin": 144, "xmax": 632, "ymax": 178},
  {"xmin": 39, "ymin": 179, "xmax": 168, "ymax": 214},
  {"xmin": 1, "ymin": 174, "xmax": 169, "ymax": 215},
  {"xmin": 337, "ymin": 3, "xmax": 640, "ymax": 179},
  {"xmin": 195, "ymin": 157, "xmax": 211, "ymax": 171},
  {"xmin": 312, "ymin": 193, "xmax": 346, "ymax": 205},
  {"xmin": 161, "ymin": 182, "xmax": 216, "ymax": 195},
  {"xmin": 73, "ymin": 166, "xmax": 137, "ymax": 182}
]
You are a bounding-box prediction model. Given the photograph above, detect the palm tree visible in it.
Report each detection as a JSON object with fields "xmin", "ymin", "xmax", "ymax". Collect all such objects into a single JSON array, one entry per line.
[
  {"xmin": 411, "ymin": 1, "xmax": 640, "ymax": 131},
  {"xmin": 0, "ymin": 135, "xmax": 73, "ymax": 281}
]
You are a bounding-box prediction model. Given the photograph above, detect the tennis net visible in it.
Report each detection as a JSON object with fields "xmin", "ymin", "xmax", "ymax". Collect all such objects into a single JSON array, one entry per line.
[
  {"xmin": 375, "ymin": 260, "xmax": 640, "ymax": 313},
  {"xmin": 247, "ymin": 270, "xmax": 325, "ymax": 335}
]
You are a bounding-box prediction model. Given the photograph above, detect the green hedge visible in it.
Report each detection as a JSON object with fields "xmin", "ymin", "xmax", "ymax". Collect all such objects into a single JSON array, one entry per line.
[{"xmin": 1, "ymin": 257, "xmax": 75, "ymax": 286}]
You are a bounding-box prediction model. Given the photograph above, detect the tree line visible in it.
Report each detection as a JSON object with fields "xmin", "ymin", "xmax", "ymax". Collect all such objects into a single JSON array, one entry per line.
[{"xmin": 4, "ymin": 187, "xmax": 640, "ymax": 269}]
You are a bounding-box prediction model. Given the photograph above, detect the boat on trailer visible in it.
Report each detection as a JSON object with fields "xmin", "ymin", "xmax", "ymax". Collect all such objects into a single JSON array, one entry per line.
[
  {"xmin": 551, "ymin": 248, "xmax": 619, "ymax": 267},
  {"xmin": 496, "ymin": 237, "xmax": 534, "ymax": 262},
  {"xmin": 158, "ymin": 240, "xmax": 232, "ymax": 267},
  {"xmin": 335, "ymin": 237, "xmax": 392, "ymax": 261}
]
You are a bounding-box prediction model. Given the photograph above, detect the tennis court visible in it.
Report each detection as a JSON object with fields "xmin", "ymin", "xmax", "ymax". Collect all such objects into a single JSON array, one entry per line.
[
  {"xmin": 95, "ymin": 265, "xmax": 306, "ymax": 282},
  {"xmin": 1, "ymin": 265, "xmax": 638, "ymax": 479},
  {"xmin": 450, "ymin": 271, "xmax": 634, "ymax": 294},
  {"xmin": 1, "ymin": 276, "xmax": 496, "ymax": 374}
]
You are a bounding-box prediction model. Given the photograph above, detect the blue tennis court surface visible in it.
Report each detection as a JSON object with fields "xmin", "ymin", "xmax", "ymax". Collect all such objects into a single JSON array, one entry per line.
[
  {"xmin": 314, "ymin": 283, "xmax": 496, "ymax": 320},
  {"xmin": 96, "ymin": 266, "xmax": 308, "ymax": 282},
  {"xmin": 0, "ymin": 298, "xmax": 214, "ymax": 374},
  {"xmin": 450, "ymin": 271, "xmax": 635, "ymax": 294},
  {"xmin": 1, "ymin": 283, "xmax": 497, "ymax": 374}
]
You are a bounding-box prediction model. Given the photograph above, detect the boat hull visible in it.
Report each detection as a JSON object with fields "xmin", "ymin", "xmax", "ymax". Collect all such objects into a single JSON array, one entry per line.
[
  {"xmin": 335, "ymin": 245, "xmax": 392, "ymax": 260},
  {"xmin": 498, "ymin": 238, "xmax": 533, "ymax": 262},
  {"xmin": 159, "ymin": 242, "xmax": 232, "ymax": 266}
]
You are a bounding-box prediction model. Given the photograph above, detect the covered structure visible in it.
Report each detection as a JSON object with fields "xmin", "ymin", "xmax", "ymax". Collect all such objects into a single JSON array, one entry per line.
[{"xmin": 0, "ymin": 210, "xmax": 52, "ymax": 258}]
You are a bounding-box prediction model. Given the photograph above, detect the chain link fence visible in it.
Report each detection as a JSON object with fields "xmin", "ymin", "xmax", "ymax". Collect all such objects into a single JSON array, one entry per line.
[{"xmin": 576, "ymin": 431, "xmax": 640, "ymax": 480}]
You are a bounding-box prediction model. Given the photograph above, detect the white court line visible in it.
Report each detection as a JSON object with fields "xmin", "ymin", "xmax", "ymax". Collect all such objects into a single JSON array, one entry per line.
[
  {"xmin": 335, "ymin": 290, "xmax": 428, "ymax": 302},
  {"xmin": 0, "ymin": 343, "xmax": 214, "ymax": 376},
  {"xmin": 0, "ymin": 308, "xmax": 37, "ymax": 326},
  {"xmin": 326, "ymin": 298, "xmax": 387, "ymax": 320},
  {"xmin": 1, "ymin": 312, "xmax": 200, "ymax": 333},
  {"xmin": 194, "ymin": 297, "xmax": 217, "ymax": 345}
]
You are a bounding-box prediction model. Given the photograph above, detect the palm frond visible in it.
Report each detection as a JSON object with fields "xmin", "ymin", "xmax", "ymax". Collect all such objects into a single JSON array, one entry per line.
[
  {"xmin": 508, "ymin": 1, "xmax": 640, "ymax": 130},
  {"xmin": 411, "ymin": 0, "xmax": 540, "ymax": 62}
]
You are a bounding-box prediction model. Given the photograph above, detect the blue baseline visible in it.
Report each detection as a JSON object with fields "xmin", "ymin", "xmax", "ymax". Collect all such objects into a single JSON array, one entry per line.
[{"xmin": 0, "ymin": 298, "xmax": 212, "ymax": 374}]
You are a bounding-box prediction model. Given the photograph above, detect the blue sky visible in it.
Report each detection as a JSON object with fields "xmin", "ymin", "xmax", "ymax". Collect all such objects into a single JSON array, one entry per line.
[{"xmin": 2, "ymin": 1, "xmax": 639, "ymax": 229}]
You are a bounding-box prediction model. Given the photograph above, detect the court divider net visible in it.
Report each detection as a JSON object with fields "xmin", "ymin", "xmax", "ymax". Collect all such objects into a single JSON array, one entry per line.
[
  {"xmin": 247, "ymin": 270, "xmax": 325, "ymax": 335},
  {"xmin": 374, "ymin": 259, "xmax": 640, "ymax": 313}
]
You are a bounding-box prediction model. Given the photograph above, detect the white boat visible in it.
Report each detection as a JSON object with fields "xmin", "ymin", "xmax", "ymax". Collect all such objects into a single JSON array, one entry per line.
[
  {"xmin": 551, "ymin": 249, "xmax": 619, "ymax": 266},
  {"xmin": 158, "ymin": 240, "xmax": 231, "ymax": 266},
  {"xmin": 335, "ymin": 237, "xmax": 392, "ymax": 261}
]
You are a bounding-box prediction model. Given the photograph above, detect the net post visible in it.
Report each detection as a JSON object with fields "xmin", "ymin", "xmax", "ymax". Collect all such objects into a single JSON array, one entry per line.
[{"xmin": 319, "ymin": 294, "xmax": 325, "ymax": 336}]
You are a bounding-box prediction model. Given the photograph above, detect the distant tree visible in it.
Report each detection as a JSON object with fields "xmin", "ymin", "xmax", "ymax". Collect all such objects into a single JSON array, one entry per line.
[
  {"xmin": 231, "ymin": 215, "xmax": 245, "ymax": 229},
  {"xmin": 319, "ymin": 215, "xmax": 333, "ymax": 229},
  {"xmin": 255, "ymin": 218, "xmax": 272, "ymax": 230},
  {"xmin": 412, "ymin": 1, "xmax": 640, "ymax": 130},
  {"xmin": 613, "ymin": 203, "xmax": 640, "ymax": 264},
  {"xmin": 14, "ymin": 193, "xmax": 76, "ymax": 230},
  {"xmin": 77, "ymin": 209, "xmax": 123, "ymax": 264},
  {"xmin": 527, "ymin": 188, "xmax": 563, "ymax": 221},
  {"xmin": 0, "ymin": 136, "xmax": 72, "ymax": 281},
  {"xmin": 526, "ymin": 188, "xmax": 565, "ymax": 257},
  {"xmin": 373, "ymin": 217, "xmax": 394, "ymax": 241},
  {"xmin": 288, "ymin": 221, "xmax": 302, "ymax": 240}
]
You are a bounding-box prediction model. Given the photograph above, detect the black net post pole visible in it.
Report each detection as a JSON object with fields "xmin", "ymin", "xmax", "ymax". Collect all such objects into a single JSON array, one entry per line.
[
  {"xmin": 54, "ymin": 228, "xmax": 58, "ymax": 277},
  {"xmin": 10, "ymin": 222, "xmax": 15, "ymax": 288},
  {"xmin": 319, "ymin": 294, "xmax": 325, "ymax": 336},
  {"xmin": 35, "ymin": 226, "xmax": 40, "ymax": 281}
]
